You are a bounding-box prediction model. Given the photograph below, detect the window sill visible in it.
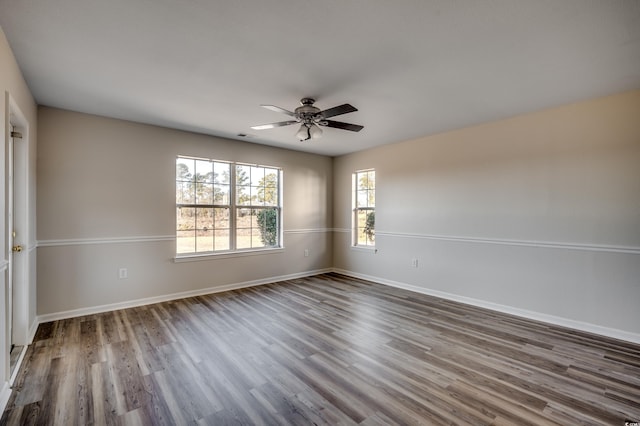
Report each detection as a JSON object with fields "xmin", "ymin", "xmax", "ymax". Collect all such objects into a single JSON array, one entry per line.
[
  {"xmin": 174, "ymin": 247, "xmax": 284, "ymax": 263},
  {"xmin": 351, "ymin": 245, "xmax": 377, "ymax": 253}
]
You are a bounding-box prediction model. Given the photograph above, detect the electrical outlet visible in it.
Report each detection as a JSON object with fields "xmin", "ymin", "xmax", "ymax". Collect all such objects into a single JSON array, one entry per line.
[
  {"xmin": 411, "ymin": 258, "xmax": 418, "ymax": 268},
  {"xmin": 118, "ymin": 268, "xmax": 128, "ymax": 279},
  {"xmin": 304, "ymin": 249, "xmax": 309, "ymax": 257}
]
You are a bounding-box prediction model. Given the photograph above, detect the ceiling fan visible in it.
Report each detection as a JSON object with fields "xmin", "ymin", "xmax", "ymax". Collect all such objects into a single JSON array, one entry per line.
[{"xmin": 251, "ymin": 98, "xmax": 363, "ymax": 141}]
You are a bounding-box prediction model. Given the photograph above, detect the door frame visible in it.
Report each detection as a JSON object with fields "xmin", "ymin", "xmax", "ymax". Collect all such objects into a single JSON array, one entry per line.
[{"xmin": 4, "ymin": 93, "xmax": 30, "ymax": 380}]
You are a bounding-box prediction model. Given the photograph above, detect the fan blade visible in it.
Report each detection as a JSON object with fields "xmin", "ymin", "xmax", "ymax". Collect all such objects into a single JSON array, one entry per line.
[
  {"xmin": 261, "ymin": 105, "xmax": 296, "ymax": 117},
  {"xmin": 322, "ymin": 120, "xmax": 364, "ymax": 132},
  {"xmin": 251, "ymin": 121, "xmax": 298, "ymax": 130},
  {"xmin": 320, "ymin": 103, "xmax": 358, "ymax": 119}
]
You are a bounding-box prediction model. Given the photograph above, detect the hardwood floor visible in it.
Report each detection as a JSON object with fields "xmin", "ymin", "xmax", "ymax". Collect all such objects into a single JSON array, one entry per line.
[{"xmin": 3, "ymin": 273, "xmax": 640, "ymax": 425}]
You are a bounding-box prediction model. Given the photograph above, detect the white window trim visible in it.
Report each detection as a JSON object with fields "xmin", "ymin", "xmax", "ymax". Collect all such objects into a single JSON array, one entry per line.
[
  {"xmin": 176, "ymin": 156, "xmax": 283, "ymax": 258},
  {"xmin": 352, "ymin": 168, "xmax": 375, "ymax": 248}
]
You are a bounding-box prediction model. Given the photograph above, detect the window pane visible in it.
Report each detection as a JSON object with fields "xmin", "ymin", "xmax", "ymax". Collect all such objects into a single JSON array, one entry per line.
[
  {"xmin": 251, "ymin": 186, "xmax": 262, "ymax": 205},
  {"xmin": 367, "ymin": 170, "xmax": 375, "ymax": 188},
  {"xmin": 196, "ymin": 228, "xmax": 214, "ymax": 252},
  {"xmin": 177, "ymin": 207, "xmax": 195, "ymax": 231},
  {"xmin": 264, "ymin": 190, "xmax": 278, "ymax": 206},
  {"xmin": 177, "ymin": 230, "xmax": 195, "ymax": 253},
  {"xmin": 356, "ymin": 209, "xmax": 367, "ymax": 245},
  {"xmin": 251, "ymin": 228, "xmax": 265, "ymax": 248},
  {"xmin": 214, "ymin": 208, "xmax": 230, "ymax": 250},
  {"xmin": 263, "ymin": 193, "xmax": 277, "ymax": 206},
  {"xmin": 196, "ymin": 208, "xmax": 214, "ymax": 232},
  {"xmin": 357, "ymin": 190, "xmax": 369, "ymax": 207},
  {"xmin": 176, "ymin": 158, "xmax": 195, "ymax": 204},
  {"xmin": 236, "ymin": 227, "xmax": 251, "ymax": 249},
  {"xmin": 236, "ymin": 208, "xmax": 251, "ymax": 228},
  {"xmin": 236, "ymin": 188, "xmax": 250, "ymax": 205},
  {"xmin": 176, "ymin": 181, "xmax": 193, "ymax": 204},
  {"xmin": 236, "ymin": 165, "xmax": 251, "ymax": 186},
  {"xmin": 358, "ymin": 171, "xmax": 373, "ymax": 190},
  {"xmin": 214, "ymin": 208, "xmax": 230, "ymax": 229},
  {"xmin": 236, "ymin": 165, "xmax": 250, "ymax": 205},
  {"xmin": 261, "ymin": 184, "xmax": 277, "ymax": 204},
  {"xmin": 257, "ymin": 208, "xmax": 279, "ymax": 247},
  {"xmin": 236, "ymin": 209, "xmax": 252, "ymax": 249},
  {"xmin": 265, "ymin": 168, "xmax": 278, "ymax": 180},
  {"xmin": 176, "ymin": 203, "xmax": 196, "ymax": 253},
  {"xmin": 195, "ymin": 160, "xmax": 213, "ymax": 182},
  {"xmin": 177, "ymin": 158, "xmax": 194, "ymax": 180},
  {"xmin": 236, "ymin": 185, "xmax": 250, "ymax": 205},
  {"xmin": 215, "ymin": 230, "xmax": 230, "ymax": 250},
  {"xmin": 214, "ymin": 162, "xmax": 230, "ymax": 184},
  {"xmin": 366, "ymin": 210, "xmax": 375, "ymax": 244},
  {"xmin": 250, "ymin": 166, "xmax": 264, "ymax": 186},
  {"xmin": 215, "ymin": 184, "xmax": 230, "ymax": 204},
  {"xmin": 196, "ymin": 183, "xmax": 213, "ymax": 204}
]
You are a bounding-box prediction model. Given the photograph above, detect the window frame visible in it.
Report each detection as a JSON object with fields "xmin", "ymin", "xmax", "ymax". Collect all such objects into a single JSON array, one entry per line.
[
  {"xmin": 352, "ymin": 168, "xmax": 375, "ymax": 248},
  {"xmin": 176, "ymin": 156, "xmax": 283, "ymax": 258}
]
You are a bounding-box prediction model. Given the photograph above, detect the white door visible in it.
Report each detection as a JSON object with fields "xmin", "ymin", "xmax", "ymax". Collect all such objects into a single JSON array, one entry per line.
[
  {"xmin": 8, "ymin": 123, "xmax": 26, "ymax": 354},
  {"xmin": 7, "ymin": 126, "xmax": 18, "ymax": 352},
  {"xmin": 4, "ymin": 97, "xmax": 30, "ymax": 382}
]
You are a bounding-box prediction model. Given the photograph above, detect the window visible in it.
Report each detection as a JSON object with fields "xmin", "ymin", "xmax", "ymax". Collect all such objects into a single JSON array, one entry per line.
[
  {"xmin": 353, "ymin": 169, "xmax": 375, "ymax": 247},
  {"xmin": 176, "ymin": 156, "xmax": 281, "ymax": 255}
]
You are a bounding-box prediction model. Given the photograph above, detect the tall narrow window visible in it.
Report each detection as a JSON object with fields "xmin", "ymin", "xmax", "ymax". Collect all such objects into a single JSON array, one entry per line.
[
  {"xmin": 353, "ymin": 169, "xmax": 375, "ymax": 247},
  {"xmin": 176, "ymin": 156, "xmax": 281, "ymax": 255}
]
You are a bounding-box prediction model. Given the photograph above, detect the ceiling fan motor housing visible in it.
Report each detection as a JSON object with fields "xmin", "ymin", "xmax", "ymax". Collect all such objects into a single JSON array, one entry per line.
[{"xmin": 295, "ymin": 98, "xmax": 321, "ymax": 124}]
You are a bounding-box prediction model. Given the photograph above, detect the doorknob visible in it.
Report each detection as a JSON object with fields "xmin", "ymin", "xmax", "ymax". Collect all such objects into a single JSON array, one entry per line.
[{"xmin": 12, "ymin": 245, "xmax": 23, "ymax": 253}]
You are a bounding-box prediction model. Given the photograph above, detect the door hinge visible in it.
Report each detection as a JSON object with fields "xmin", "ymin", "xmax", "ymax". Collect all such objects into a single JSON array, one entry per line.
[{"xmin": 11, "ymin": 131, "xmax": 23, "ymax": 139}]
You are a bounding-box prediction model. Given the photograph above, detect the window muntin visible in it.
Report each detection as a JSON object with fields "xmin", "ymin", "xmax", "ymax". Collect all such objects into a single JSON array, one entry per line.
[
  {"xmin": 176, "ymin": 157, "xmax": 281, "ymax": 255},
  {"xmin": 353, "ymin": 169, "xmax": 375, "ymax": 247}
]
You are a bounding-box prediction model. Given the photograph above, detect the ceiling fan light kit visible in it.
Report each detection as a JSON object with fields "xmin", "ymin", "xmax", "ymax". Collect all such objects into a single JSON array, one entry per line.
[
  {"xmin": 251, "ymin": 98, "xmax": 363, "ymax": 142},
  {"xmin": 295, "ymin": 123, "xmax": 323, "ymax": 141}
]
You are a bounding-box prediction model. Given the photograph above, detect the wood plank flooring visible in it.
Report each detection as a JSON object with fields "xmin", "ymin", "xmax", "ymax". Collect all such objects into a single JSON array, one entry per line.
[
  {"xmin": 3, "ymin": 273, "xmax": 640, "ymax": 425},
  {"xmin": 9, "ymin": 345, "xmax": 25, "ymax": 379}
]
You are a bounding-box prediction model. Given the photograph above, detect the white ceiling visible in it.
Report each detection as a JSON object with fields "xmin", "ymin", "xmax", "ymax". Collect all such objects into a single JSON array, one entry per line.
[{"xmin": 1, "ymin": 1, "xmax": 639, "ymax": 156}]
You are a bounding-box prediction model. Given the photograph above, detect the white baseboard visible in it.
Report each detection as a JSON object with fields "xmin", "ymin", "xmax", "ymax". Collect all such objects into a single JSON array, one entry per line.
[
  {"xmin": 36, "ymin": 268, "xmax": 333, "ymax": 324},
  {"xmin": 332, "ymin": 268, "xmax": 640, "ymax": 345},
  {"xmin": 28, "ymin": 319, "xmax": 39, "ymax": 344}
]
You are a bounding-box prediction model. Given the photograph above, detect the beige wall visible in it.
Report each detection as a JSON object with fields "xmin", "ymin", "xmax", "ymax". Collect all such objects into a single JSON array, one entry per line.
[
  {"xmin": 1, "ymin": 26, "xmax": 38, "ymax": 403},
  {"xmin": 37, "ymin": 107, "xmax": 333, "ymax": 316},
  {"xmin": 334, "ymin": 90, "xmax": 640, "ymax": 340}
]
